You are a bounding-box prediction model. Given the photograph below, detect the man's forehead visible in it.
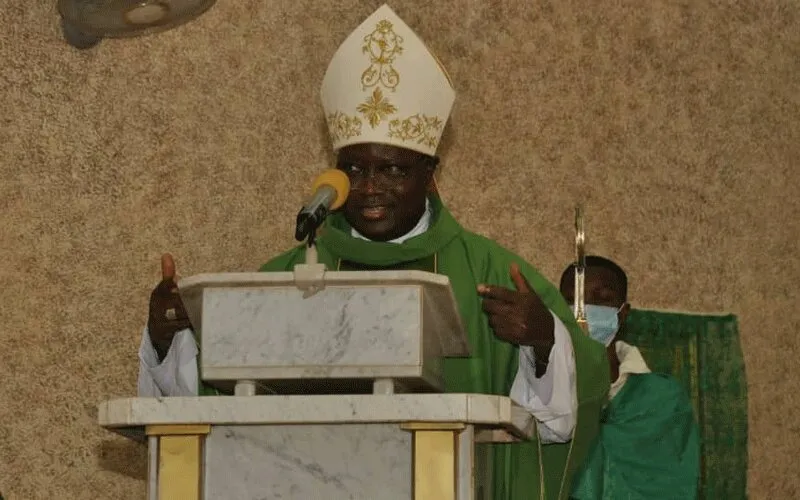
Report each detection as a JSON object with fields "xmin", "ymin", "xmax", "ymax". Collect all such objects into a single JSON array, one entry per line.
[
  {"xmin": 339, "ymin": 143, "xmax": 422, "ymax": 162},
  {"xmin": 561, "ymin": 265, "xmax": 621, "ymax": 292},
  {"xmin": 585, "ymin": 266, "xmax": 620, "ymax": 286}
]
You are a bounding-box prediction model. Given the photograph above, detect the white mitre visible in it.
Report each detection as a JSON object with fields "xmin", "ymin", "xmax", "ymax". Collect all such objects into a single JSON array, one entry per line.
[{"xmin": 320, "ymin": 4, "xmax": 456, "ymax": 157}]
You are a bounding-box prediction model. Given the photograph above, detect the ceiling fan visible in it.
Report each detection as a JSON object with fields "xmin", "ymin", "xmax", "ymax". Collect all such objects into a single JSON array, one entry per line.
[{"xmin": 58, "ymin": 0, "xmax": 217, "ymax": 49}]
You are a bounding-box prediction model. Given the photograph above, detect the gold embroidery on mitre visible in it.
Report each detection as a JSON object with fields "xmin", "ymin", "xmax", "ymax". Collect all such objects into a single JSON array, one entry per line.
[
  {"xmin": 356, "ymin": 88, "xmax": 398, "ymax": 129},
  {"xmin": 361, "ymin": 20, "xmax": 403, "ymax": 91},
  {"xmin": 326, "ymin": 111, "xmax": 363, "ymax": 142},
  {"xmin": 388, "ymin": 114, "xmax": 444, "ymax": 149}
]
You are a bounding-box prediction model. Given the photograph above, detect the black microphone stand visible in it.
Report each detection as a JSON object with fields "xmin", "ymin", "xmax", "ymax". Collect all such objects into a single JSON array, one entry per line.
[
  {"xmin": 292, "ymin": 210, "xmax": 327, "ymax": 296},
  {"xmin": 295, "ymin": 205, "xmax": 328, "ymax": 244},
  {"xmin": 304, "ymin": 226, "xmax": 319, "ymax": 264}
]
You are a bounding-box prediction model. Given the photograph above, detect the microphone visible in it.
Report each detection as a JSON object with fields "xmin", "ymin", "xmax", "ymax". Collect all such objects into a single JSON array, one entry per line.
[{"xmin": 294, "ymin": 168, "xmax": 350, "ymax": 242}]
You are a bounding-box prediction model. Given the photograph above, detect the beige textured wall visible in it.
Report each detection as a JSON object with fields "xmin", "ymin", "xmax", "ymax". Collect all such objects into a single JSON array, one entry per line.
[{"xmin": 1, "ymin": 1, "xmax": 797, "ymax": 498}]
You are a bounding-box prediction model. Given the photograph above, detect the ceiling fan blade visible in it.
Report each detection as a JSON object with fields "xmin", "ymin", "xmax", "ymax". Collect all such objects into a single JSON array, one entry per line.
[{"xmin": 58, "ymin": 0, "xmax": 217, "ymax": 39}]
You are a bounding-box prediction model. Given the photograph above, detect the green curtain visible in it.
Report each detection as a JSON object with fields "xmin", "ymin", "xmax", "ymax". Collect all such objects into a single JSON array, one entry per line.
[{"xmin": 623, "ymin": 309, "xmax": 748, "ymax": 500}]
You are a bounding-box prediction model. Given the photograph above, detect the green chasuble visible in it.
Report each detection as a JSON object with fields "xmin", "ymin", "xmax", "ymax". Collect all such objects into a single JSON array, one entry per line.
[
  {"xmin": 258, "ymin": 196, "xmax": 610, "ymax": 500},
  {"xmin": 570, "ymin": 373, "xmax": 701, "ymax": 500}
]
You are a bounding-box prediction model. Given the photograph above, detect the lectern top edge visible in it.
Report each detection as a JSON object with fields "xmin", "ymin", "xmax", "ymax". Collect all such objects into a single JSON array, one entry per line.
[{"xmin": 177, "ymin": 269, "xmax": 452, "ymax": 292}]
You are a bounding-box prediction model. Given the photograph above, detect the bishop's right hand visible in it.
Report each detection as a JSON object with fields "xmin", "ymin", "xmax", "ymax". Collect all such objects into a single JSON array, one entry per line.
[{"xmin": 148, "ymin": 253, "xmax": 192, "ymax": 361}]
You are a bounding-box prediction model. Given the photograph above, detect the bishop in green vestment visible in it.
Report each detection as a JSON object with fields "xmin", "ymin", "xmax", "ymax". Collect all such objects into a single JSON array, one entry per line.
[
  {"xmin": 559, "ymin": 256, "xmax": 701, "ymax": 499},
  {"xmin": 264, "ymin": 6, "xmax": 614, "ymax": 498},
  {"xmin": 259, "ymin": 191, "xmax": 609, "ymax": 499},
  {"xmin": 138, "ymin": 5, "xmax": 610, "ymax": 499}
]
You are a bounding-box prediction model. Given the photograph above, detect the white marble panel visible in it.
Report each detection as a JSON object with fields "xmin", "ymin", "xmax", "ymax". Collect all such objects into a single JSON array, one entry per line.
[
  {"xmin": 201, "ymin": 285, "xmax": 422, "ymax": 369},
  {"xmin": 203, "ymin": 424, "xmax": 411, "ymax": 500}
]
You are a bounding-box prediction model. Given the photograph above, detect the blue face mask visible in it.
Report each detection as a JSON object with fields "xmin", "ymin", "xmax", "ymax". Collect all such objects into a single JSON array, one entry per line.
[{"xmin": 574, "ymin": 304, "xmax": 622, "ymax": 346}]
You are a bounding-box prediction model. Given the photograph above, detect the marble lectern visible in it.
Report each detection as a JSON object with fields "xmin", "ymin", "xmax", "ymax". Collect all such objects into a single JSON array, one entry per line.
[{"xmin": 99, "ymin": 263, "xmax": 536, "ymax": 500}]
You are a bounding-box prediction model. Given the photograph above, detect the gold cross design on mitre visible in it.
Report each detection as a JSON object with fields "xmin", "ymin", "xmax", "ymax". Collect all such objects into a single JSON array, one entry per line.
[{"xmin": 357, "ymin": 88, "xmax": 397, "ymax": 128}]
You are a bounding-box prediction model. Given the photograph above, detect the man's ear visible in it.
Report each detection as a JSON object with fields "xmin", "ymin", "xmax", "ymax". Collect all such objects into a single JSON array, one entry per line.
[
  {"xmin": 426, "ymin": 158, "xmax": 439, "ymax": 194},
  {"xmin": 428, "ymin": 175, "xmax": 439, "ymax": 195},
  {"xmin": 618, "ymin": 302, "xmax": 631, "ymax": 326}
]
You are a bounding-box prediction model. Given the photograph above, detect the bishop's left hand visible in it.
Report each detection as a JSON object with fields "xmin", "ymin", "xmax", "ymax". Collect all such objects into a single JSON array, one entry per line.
[{"xmin": 477, "ymin": 263, "xmax": 555, "ymax": 352}]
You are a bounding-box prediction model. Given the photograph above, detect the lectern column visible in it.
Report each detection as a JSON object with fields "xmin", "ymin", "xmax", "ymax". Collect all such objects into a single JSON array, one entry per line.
[
  {"xmin": 400, "ymin": 422, "xmax": 475, "ymax": 500},
  {"xmin": 145, "ymin": 424, "xmax": 210, "ymax": 500}
]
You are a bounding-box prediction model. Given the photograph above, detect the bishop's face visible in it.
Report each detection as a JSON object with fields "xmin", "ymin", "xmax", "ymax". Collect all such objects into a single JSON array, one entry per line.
[{"xmin": 336, "ymin": 143, "xmax": 436, "ymax": 242}]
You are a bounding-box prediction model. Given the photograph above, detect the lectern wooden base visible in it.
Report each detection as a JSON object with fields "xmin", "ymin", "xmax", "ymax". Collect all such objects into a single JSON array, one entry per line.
[{"xmin": 100, "ymin": 394, "xmax": 535, "ymax": 500}]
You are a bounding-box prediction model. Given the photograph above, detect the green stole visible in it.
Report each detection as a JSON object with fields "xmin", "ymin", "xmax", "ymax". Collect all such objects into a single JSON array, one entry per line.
[
  {"xmin": 253, "ymin": 195, "xmax": 609, "ymax": 500},
  {"xmin": 570, "ymin": 373, "xmax": 701, "ymax": 499}
]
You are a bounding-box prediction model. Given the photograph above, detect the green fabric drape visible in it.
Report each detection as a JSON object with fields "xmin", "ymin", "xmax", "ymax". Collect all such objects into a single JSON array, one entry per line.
[
  {"xmin": 623, "ymin": 309, "xmax": 748, "ymax": 500},
  {"xmin": 569, "ymin": 371, "xmax": 701, "ymax": 500}
]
